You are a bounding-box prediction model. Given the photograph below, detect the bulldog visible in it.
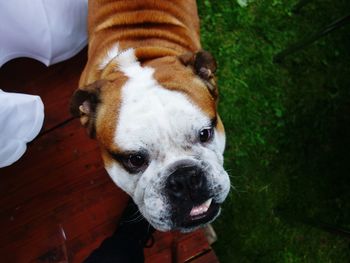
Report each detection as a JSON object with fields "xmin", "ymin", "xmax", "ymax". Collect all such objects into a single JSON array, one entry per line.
[{"xmin": 70, "ymin": 0, "xmax": 230, "ymax": 232}]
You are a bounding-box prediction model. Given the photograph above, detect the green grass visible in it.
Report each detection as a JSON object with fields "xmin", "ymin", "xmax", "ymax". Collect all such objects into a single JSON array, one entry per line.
[{"xmin": 197, "ymin": 0, "xmax": 350, "ymax": 262}]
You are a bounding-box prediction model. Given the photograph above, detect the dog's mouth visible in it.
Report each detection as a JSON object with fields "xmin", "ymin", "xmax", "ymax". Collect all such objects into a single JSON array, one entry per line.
[{"xmin": 180, "ymin": 198, "xmax": 220, "ymax": 228}]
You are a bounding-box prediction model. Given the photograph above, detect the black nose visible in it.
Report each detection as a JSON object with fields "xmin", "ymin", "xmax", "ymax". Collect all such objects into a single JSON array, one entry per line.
[{"xmin": 166, "ymin": 165, "xmax": 205, "ymax": 200}]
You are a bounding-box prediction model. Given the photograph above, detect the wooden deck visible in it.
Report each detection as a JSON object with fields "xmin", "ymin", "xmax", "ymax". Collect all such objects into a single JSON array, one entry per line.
[{"xmin": 0, "ymin": 50, "xmax": 219, "ymax": 263}]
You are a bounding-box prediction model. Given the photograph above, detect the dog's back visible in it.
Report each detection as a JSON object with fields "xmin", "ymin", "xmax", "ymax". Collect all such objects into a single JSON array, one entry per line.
[{"xmin": 80, "ymin": 0, "xmax": 201, "ymax": 87}]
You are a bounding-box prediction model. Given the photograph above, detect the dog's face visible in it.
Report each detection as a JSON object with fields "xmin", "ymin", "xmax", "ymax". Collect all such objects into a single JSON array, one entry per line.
[{"xmin": 71, "ymin": 48, "xmax": 230, "ymax": 232}]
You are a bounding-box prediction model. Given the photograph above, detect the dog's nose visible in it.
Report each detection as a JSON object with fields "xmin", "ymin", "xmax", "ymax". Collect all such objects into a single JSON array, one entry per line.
[{"xmin": 166, "ymin": 165, "xmax": 205, "ymax": 200}]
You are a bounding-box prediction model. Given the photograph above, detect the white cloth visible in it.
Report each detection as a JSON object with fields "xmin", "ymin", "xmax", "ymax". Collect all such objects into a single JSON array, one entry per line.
[
  {"xmin": 0, "ymin": 1, "xmax": 88, "ymax": 167},
  {"xmin": 0, "ymin": 90, "xmax": 44, "ymax": 168},
  {"xmin": 0, "ymin": 0, "xmax": 88, "ymax": 67}
]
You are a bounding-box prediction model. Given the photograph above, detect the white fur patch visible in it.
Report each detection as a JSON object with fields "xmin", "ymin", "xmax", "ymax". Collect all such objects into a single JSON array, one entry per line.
[
  {"xmin": 115, "ymin": 52, "xmax": 210, "ymax": 159},
  {"xmin": 98, "ymin": 43, "xmax": 120, "ymax": 70},
  {"xmin": 98, "ymin": 43, "xmax": 138, "ymax": 71}
]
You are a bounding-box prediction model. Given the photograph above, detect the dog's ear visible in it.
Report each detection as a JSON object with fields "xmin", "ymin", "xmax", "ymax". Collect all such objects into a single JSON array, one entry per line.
[
  {"xmin": 70, "ymin": 80, "xmax": 106, "ymax": 138},
  {"xmin": 179, "ymin": 50, "xmax": 218, "ymax": 99}
]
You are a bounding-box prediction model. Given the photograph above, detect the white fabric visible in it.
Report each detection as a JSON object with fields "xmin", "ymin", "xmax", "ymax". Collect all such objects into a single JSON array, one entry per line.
[
  {"xmin": 0, "ymin": 90, "xmax": 44, "ymax": 168},
  {"xmin": 0, "ymin": 0, "xmax": 88, "ymax": 67},
  {"xmin": 0, "ymin": 1, "xmax": 88, "ymax": 167}
]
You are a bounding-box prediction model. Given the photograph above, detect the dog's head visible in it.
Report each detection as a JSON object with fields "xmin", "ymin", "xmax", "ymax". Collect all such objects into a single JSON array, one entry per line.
[{"xmin": 71, "ymin": 48, "xmax": 230, "ymax": 232}]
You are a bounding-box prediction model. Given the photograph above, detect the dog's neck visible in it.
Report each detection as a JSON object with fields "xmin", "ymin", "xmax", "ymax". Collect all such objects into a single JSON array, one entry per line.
[{"xmin": 80, "ymin": 0, "xmax": 201, "ymax": 86}]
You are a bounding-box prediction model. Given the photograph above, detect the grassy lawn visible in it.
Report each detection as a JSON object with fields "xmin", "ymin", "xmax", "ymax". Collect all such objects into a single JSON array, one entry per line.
[{"xmin": 197, "ymin": 0, "xmax": 350, "ymax": 262}]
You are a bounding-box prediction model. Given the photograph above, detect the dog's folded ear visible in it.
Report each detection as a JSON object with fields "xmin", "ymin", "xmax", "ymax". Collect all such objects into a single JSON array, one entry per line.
[
  {"xmin": 70, "ymin": 80, "xmax": 106, "ymax": 138},
  {"xmin": 179, "ymin": 50, "xmax": 218, "ymax": 99}
]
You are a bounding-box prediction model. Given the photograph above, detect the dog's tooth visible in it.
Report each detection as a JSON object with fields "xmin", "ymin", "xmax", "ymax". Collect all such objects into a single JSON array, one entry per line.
[
  {"xmin": 190, "ymin": 198, "xmax": 213, "ymax": 216},
  {"xmin": 201, "ymin": 198, "xmax": 212, "ymax": 213},
  {"xmin": 203, "ymin": 198, "xmax": 212, "ymax": 208},
  {"xmin": 190, "ymin": 207, "xmax": 200, "ymax": 216}
]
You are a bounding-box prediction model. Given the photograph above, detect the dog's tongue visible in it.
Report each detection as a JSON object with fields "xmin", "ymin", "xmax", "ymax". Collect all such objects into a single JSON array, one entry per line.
[{"xmin": 190, "ymin": 198, "xmax": 212, "ymax": 217}]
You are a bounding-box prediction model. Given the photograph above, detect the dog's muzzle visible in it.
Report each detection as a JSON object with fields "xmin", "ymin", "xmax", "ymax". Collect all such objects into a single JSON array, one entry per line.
[{"xmin": 164, "ymin": 160, "xmax": 220, "ymax": 229}]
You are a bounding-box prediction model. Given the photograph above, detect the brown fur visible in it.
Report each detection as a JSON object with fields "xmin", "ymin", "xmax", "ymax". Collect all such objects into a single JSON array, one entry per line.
[
  {"xmin": 145, "ymin": 57, "xmax": 216, "ymax": 118},
  {"xmin": 80, "ymin": 0, "xmax": 201, "ymax": 87},
  {"xmin": 95, "ymin": 75, "xmax": 127, "ymax": 148}
]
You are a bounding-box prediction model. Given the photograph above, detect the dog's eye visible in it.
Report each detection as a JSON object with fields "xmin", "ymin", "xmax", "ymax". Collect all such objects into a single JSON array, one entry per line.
[
  {"xmin": 122, "ymin": 153, "xmax": 148, "ymax": 174},
  {"xmin": 199, "ymin": 127, "xmax": 214, "ymax": 143},
  {"xmin": 128, "ymin": 154, "xmax": 146, "ymax": 168}
]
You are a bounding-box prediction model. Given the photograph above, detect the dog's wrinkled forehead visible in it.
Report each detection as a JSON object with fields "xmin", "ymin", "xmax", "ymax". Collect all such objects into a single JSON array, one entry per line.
[
  {"xmin": 118, "ymin": 68, "xmax": 210, "ymax": 151},
  {"xmin": 98, "ymin": 47, "xmax": 217, "ymax": 153}
]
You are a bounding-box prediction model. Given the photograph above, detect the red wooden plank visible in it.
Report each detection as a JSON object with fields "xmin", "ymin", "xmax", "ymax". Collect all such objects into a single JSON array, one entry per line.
[
  {"xmin": 68, "ymin": 219, "xmax": 119, "ymax": 263},
  {"xmin": 145, "ymin": 248, "xmax": 172, "ymax": 263},
  {"xmin": 0, "ymin": 49, "xmax": 87, "ymax": 132},
  {"xmin": 0, "ymin": 120, "xmax": 128, "ymax": 263},
  {"xmin": 2, "ymin": 196, "xmax": 124, "ymax": 263},
  {"xmin": 144, "ymin": 228, "xmax": 219, "ymax": 263},
  {"xmin": 0, "ymin": 121, "xmax": 98, "ymax": 210},
  {"xmin": 189, "ymin": 250, "xmax": 219, "ymax": 263},
  {"xmin": 144, "ymin": 231, "xmax": 175, "ymax": 258},
  {"xmin": 176, "ymin": 229, "xmax": 211, "ymax": 263}
]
